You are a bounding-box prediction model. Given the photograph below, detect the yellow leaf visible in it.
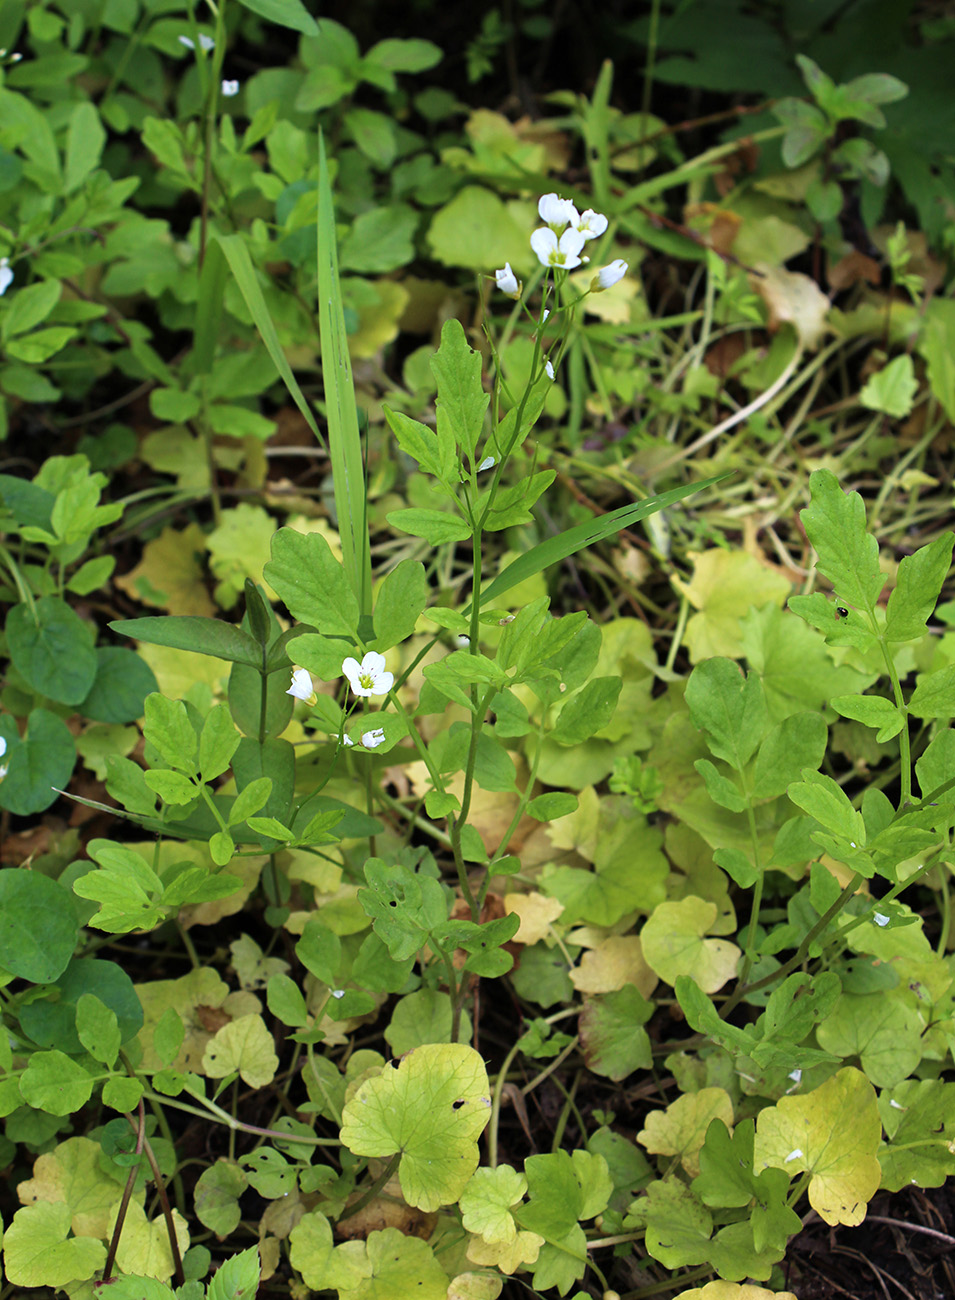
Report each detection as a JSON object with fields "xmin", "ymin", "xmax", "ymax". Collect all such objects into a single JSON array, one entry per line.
[
  {"xmin": 753, "ymin": 1066, "xmax": 881, "ymax": 1226},
  {"xmin": 569, "ymin": 935, "xmax": 656, "ymax": 997},
  {"xmin": 674, "ymin": 1283, "xmax": 798, "ymax": 1300},
  {"xmin": 638, "ymin": 1087, "xmax": 734, "ymax": 1176},
  {"xmin": 641, "ymin": 896, "xmax": 740, "ymax": 994},
  {"xmin": 466, "ymin": 1230, "xmax": 544, "ymax": 1274},
  {"xmin": 752, "ymin": 262, "xmax": 830, "ymax": 349},
  {"xmin": 114, "ymin": 522, "xmax": 215, "ymax": 616},
  {"xmin": 17, "ymin": 1137, "xmax": 133, "ymax": 1238},
  {"xmin": 135, "ymin": 966, "xmax": 260, "ymax": 1073},
  {"xmin": 111, "ymin": 1200, "xmax": 190, "ymax": 1282},
  {"xmin": 202, "ymin": 1013, "xmax": 279, "ymax": 1088},
  {"xmin": 673, "ymin": 550, "xmax": 791, "ymax": 663},
  {"xmin": 504, "ymin": 891, "xmax": 564, "ymax": 944}
]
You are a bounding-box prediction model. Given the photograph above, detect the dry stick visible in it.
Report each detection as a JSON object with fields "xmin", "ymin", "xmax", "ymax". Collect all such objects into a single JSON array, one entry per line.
[{"xmin": 865, "ymin": 1215, "xmax": 955, "ymax": 1246}]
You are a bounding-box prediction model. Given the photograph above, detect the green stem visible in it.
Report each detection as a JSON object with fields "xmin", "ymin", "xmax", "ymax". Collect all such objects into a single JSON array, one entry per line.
[
  {"xmin": 488, "ymin": 1039, "xmax": 523, "ymax": 1168},
  {"xmin": 337, "ymin": 1152, "xmax": 401, "ymax": 1223}
]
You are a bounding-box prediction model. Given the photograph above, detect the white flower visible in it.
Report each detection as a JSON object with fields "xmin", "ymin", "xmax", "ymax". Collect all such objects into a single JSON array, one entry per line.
[
  {"xmin": 455, "ymin": 635, "xmax": 470, "ymax": 647},
  {"xmin": 574, "ymin": 209, "xmax": 608, "ymax": 240},
  {"xmin": 179, "ymin": 33, "xmax": 215, "ymax": 51},
  {"xmin": 341, "ymin": 733, "xmax": 354, "ymax": 747},
  {"xmin": 788, "ymin": 1068, "xmax": 802, "ymax": 1083},
  {"xmin": 784, "ymin": 1148, "xmax": 804, "ymax": 1162},
  {"xmin": 331, "ymin": 988, "xmax": 345, "ymax": 998},
  {"xmin": 221, "ymin": 79, "xmax": 240, "ymax": 96},
  {"xmin": 541, "ymin": 308, "xmax": 550, "ymax": 322},
  {"xmin": 530, "ymin": 226, "xmax": 587, "ymax": 270},
  {"xmin": 361, "ymin": 728, "xmax": 386, "ymax": 749},
  {"xmin": 874, "ymin": 912, "xmax": 890, "ymax": 927},
  {"xmin": 477, "ymin": 455, "xmax": 496, "ymax": 471},
  {"xmin": 494, "ymin": 263, "xmax": 520, "ymax": 298},
  {"xmin": 538, "ymin": 193, "xmax": 579, "ymax": 230},
  {"xmin": 593, "ymin": 259, "xmax": 628, "ymax": 291},
  {"xmin": 286, "ymin": 668, "xmax": 317, "ymax": 705},
  {"xmin": 342, "ymin": 651, "xmax": 394, "ymax": 697},
  {"xmin": 545, "ymin": 360, "xmax": 555, "ymax": 380},
  {"xmin": 0, "ymin": 259, "xmax": 12, "ymax": 296}
]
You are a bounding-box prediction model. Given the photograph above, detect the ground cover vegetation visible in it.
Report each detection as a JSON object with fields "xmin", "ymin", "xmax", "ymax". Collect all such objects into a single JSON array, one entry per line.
[{"xmin": 1, "ymin": 0, "xmax": 955, "ymax": 1298}]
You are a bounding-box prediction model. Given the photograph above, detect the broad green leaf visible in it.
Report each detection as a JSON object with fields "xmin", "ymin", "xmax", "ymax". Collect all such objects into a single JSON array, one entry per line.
[
  {"xmin": 229, "ymin": 776, "xmax": 272, "ymax": 826},
  {"xmin": 206, "ymin": 1244, "xmax": 260, "ymax": 1300},
  {"xmin": 0, "ymin": 868, "xmax": 77, "ymax": 981},
  {"xmin": 202, "ymin": 1014, "xmax": 278, "ymax": 1088},
  {"xmin": 909, "ymin": 662, "xmax": 955, "ymax": 719},
  {"xmin": 20, "ymin": 1050, "xmax": 95, "ymax": 1115},
  {"xmin": 2, "ymin": 1202, "xmax": 106, "ymax": 1288},
  {"xmin": 551, "ymin": 677, "xmax": 622, "ymax": 745},
  {"xmin": 339, "ymin": 201, "xmax": 416, "ymax": 270},
  {"xmin": 685, "ymin": 658, "xmax": 767, "ymax": 769},
  {"xmin": 194, "ymin": 1160, "xmax": 248, "ymax": 1236},
  {"xmin": 884, "ymin": 532, "xmax": 953, "ymax": 641},
  {"xmin": 384, "ymin": 989, "xmax": 457, "ymax": 1055},
  {"xmin": 340, "ymin": 1042, "xmax": 491, "ymax": 1210},
  {"xmin": 787, "ymin": 769, "xmax": 866, "ymax": 844},
  {"xmin": 74, "ymin": 842, "xmax": 165, "ymax": 932},
  {"xmin": 382, "ymin": 408, "xmax": 444, "ymax": 478},
  {"xmin": 800, "ymin": 468, "xmax": 885, "ymax": 613},
  {"xmin": 75, "ymin": 993, "xmax": 121, "ymax": 1067},
  {"xmin": 80, "ymin": 646, "xmax": 158, "ymax": 724},
  {"xmin": 64, "ymin": 100, "xmax": 106, "ymax": 191},
  {"xmin": 144, "ymin": 768, "xmax": 198, "ymax": 806},
  {"xmin": 878, "ymin": 1079, "xmax": 955, "ymax": 1191},
  {"xmin": 267, "ymin": 972, "xmax": 308, "ymax": 1027},
  {"xmin": 815, "ymin": 991, "xmax": 922, "ymax": 1087},
  {"xmin": 430, "ymin": 317, "xmax": 488, "ymax": 464},
  {"xmin": 386, "ymin": 507, "xmax": 472, "ymax": 545},
  {"xmin": 372, "ymin": 559, "xmax": 428, "ymax": 651},
  {"xmin": 199, "ymin": 703, "xmax": 241, "ymax": 781},
  {"xmin": 18, "ymin": 956, "xmax": 143, "ymax": 1053},
  {"xmin": 527, "ymin": 1225, "xmax": 588, "ymax": 1293},
  {"xmin": 264, "ymin": 527, "xmax": 360, "ymax": 636},
  {"xmin": 517, "ymin": 1151, "xmax": 583, "ymax": 1236},
  {"xmin": 641, "ymin": 897, "xmax": 740, "ymax": 994},
  {"xmin": 365, "ymin": 37, "xmax": 442, "ymax": 72},
  {"xmin": 359, "ymin": 859, "xmax": 449, "ymax": 960},
  {"xmin": 6, "ymin": 595, "xmax": 97, "ymax": 704},
  {"xmin": 234, "ymin": 0, "xmax": 318, "ymax": 34},
  {"xmin": 578, "ymin": 986, "xmax": 653, "ymax": 1081},
  {"xmin": 110, "ymin": 615, "xmax": 263, "ymax": 667},
  {"xmin": 673, "ymin": 1283, "xmax": 798, "ymax": 1300},
  {"xmin": 695, "ymin": 759, "xmax": 748, "ymax": 813},
  {"xmin": 753, "ymin": 1066, "xmax": 881, "ymax": 1225},
  {"xmin": 289, "ymin": 1211, "xmax": 373, "ymax": 1292},
  {"xmin": 859, "ymin": 353, "xmax": 917, "ymax": 417},
  {"xmin": 296, "ymin": 917, "xmax": 343, "ymax": 985},
  {"xmin": 676, "ymin": 549, "xmax": 792, "ymax": 663},
  {"xmin": 0, "ymin": 707, "xmax": 76, "ymax": 816},
  {"xmin": 638, "ymin": 1088, "xmax": 734, "ymax": 1177},
  {"xmin": 751, "ymin": 711, "xmax": 828, "ymax": 798},
  {"xmin": 144, "ymin": 694, "xmax": 198, "ymax": 774},
  {"xmin": 830, "ymin": 693, "xmax": 904, "ymax": 742}
]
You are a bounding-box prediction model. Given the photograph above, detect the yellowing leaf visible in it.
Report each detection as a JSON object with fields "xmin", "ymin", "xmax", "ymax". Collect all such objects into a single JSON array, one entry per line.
[
  {"xmin": 674, "ymin": 550, "xmax": 791, "ymax": 663},
  {"xmin": 202, "ymin": 1013, "xmax": 278, "ymax": 1088},
  {"xmin": 136, "ymin": 966, "xmax": 260, "ymax": 1073},
  {"xmin": 339, "ymin": 1227, "xmax": 449, "ymax": 1300},
  {"xmin": 638, "ymin": 1088, "xmax": 734, "ymax": 1176},
  {"xmin": 111, "ymin": 1201, "xmax": 190, "ymax": 1282},
  {"xmin": 290, "ymin": 1210, "xmax": 373, "ymax": 1292},
  {"xmin": 114, "ymin": 522, "xmax": 215, "ymax": 616},
  {"xmin": 569, "ymin": 935, "xmax": 656, "ymax": 996},
  {"xmin": 207, "ymin": 503, "xmax": 276, "ymax": 609},
  {"xmin": 2, "ymin": 1202, "xmax": 106, "ymax": 1288},
  {"xmin": 448, "ymin": 1272, "xmax": 504, "ymax": 1300},
  {"xmin": 674, "ymin": 1284, "xmax": 798, "ymax": 1300},
  {"xmin": 752, "ymin": 262, "xmax": 830, "ymax": 349},
  {"xmin": 504, "ymin": 891, "xmax": 564, "ymax": 944},
  {"xmin": 340, "ymin": 1043, "xmax": 491, "ymax": 1211},
  {"xmin": 459, "ymin": 1165, "xmax": 526, "ymax": 1243},
  {"xmin": 466, "ymin": 1230, "xmax": 544, "ymax": 1273},
  {"xmin": 753, "ymin": 1066, "xmax": 881, "ymax": 1226},
  {"xmin": 641, "ymin": 897, "xmax": 740, "ymax": 993},
  {"xmin": 17, "ymin": 1137, "xmax": 131, "ymax": 1238}
]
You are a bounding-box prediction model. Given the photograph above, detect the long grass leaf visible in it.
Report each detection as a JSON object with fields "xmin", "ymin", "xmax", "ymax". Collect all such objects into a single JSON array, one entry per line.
[
  {"xmin": 317, "ymin": 129, "xmax": 372, "ymax": 619},
  {"xmin": 477, "ymin": 474, "xmax": 730, "ymax": 608},
  {"xmin": 216, "ymin": 232, "xmax": 326, "ymax": 449}
]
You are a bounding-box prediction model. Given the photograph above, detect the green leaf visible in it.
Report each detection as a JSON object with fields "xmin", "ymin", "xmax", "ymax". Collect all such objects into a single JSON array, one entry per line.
[
  {"xmin": 144, "ymin": 694, "xmax": 198, "ymax": 774},
  {"xmin": 144, "ymin": 768, "xmax": 198, "ymax": 806},
  {"xmin": 830, "ymin": 693, "xmax": 904, "ymax": 742},
  {"xmin": 526, "ymin": 792, "xmax": 578, "ymax": 821},
  {"xmin": 264, "ymin": 527, "xmax": 360, "ymax": 636},
  {"xmin": 459, "ymin": 1164, "xmax": 527, "ymax": 1242},
  {"xmin": 694, "ymin": 758, "xmax": 748, "ymax": 812},
  {"xmin": 80, "ymin": 647, "xmax": 158, "ymax": 723},
  {"xmin": 430, "ymin": 318, "xmax": 488, "ymax": 464},
  {"xmin": 685, "ymin": 657, "xmax": 767, "ymax": 769},
  {"xmin": 296, "ymin": 917, "xmax": 343, "ymax": 985},
  {"xmin": 64, "ymin": 101, "xmax": 106, "ymax": 192},
  {"xmin": 878, "ymin": 1080, "xmax": 955, "ymax": 1191},
  {"xmin": 2, "ymin": 1202, "xmax": 105, "ymax": 1288},
  {"xmin": 359, "ymin": 860, "xmax": 448, "ymax": 960},
  {"xmin": 788, "ymin": 768, "xmax": 867, "ymax": 843},
  {"xmin": 365, "ymin": 37, "xmax": 442, "ymax": 72},
  {"xmin": 859, "ymin": 354, "xmax": 917, "ymax": 417},
  {"xmin": 340, "ymin": 1043, "xmax": 491, "ymax": 1211},
  {"xmin": 751, "ymin": 711, "xmax": 829, "ymax": 798},
  {"xmin": 267, "ymin": 973, "xmax": 309, "ymax": 1027},
  {"xmin": 339, "ymin": 201, "xmax": 416, "ymax": 270},
  {"xmin": 6, "ymin": 595, "xmax": 97, "ymax": 704},
  {"xmin": 815, "ymin": 990, "xmax": 923, "ymax": 1087},
  {"xmin": 195, "ymin": 1160, "xmax": 248, "ymax": 1237},
  {"xmin": 110, "ymin": 615, "xmax": 263, "ymax": 667},
  {"xmin": 0, "ymin": 707, "xmax": 76, "ymax": 815},
  {"xmin": 199, "ymin": 703, "xmax": 241, "ymax": 782},
  {"xmin": 641, "ymin": 896, "xmax": 740, "ymax": 994},
  {"xmin": 73, "ymin": 841, "xmax": 165, "ymax": 933},
  {"xmin": 884, "ymin": 533, "xmax": 954, "ymax": 642},
  {"xmin": 800, "ymin": 468, "xmax": 885, "ymax": 613},
  {"xmin": 0, "ymin": 867, "xmax": 77, "ymax": 982},
  {"xmin": 909, "ymin": 663, "xmax": 955, "ymax": 719},
  {"xmin": 373, "ymin": 559, "xmax": 428, "ymax": 651},
  {"xmin": 382, "ymin": 408, "xmax": 444, "ymax": 479},
  {"xmin": 386, "ymin": 507, "xmax": 472, "ymax": 545},
  {"xmin": 75, "ymin": 992, "xmax": 122, "ymax": 1066},
  {"xmin": 233, "ymin": 0, "xmax": 318, "ymax": 35},
  {"xmin": 229, "ymin": 776, "xmax": 273, "ymax": 827},
  {"xmin": 552, "ymin": 677, "xmax": 622, "ymax": 745},
  {"xmin": 477, "ymin": 476, "xmax": 726, "ymax": 610},
  {"xmin": 20, "ymin": 1049, "xmax": 94, "ymax": 1115},
  {"xmin": 579, "ymin": 986, "xmax": 653, "ymax": 1081},
  {"xmin": 150, "ymin": 387, "xmax": 201, "ymax": 422}
]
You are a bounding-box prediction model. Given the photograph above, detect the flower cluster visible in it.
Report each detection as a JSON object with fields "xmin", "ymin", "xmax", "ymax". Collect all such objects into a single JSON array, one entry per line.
[
  {"xmin": 286, "ymin": 652, "xmax": 393, "ymax": 752},
  {"xmin": 493, "ymin": 193, "xmax": 628, "ymax": 302}
]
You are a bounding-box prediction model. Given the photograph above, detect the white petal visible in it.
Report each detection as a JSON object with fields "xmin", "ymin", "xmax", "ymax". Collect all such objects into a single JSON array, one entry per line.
[
  {"xmin": 221, "ymin": 79, "xmax": 240, "ymax": 96},
  {"xmin": 545, "ymin": 360, "xmax": 555, "ymax": 380},
  {"xmin": 538, "ymin": 193, "xmax": 578, "ymax": 228},
  {"xmin": 596, "ymin": 259, "xmax": 628, "ymax": 289},
  {"xmin": 874, "ymin": 912, "xmax": 890, "ymax": 927},
  {"xmin": 530, "ymin": 227, "xmax": 559, "ymax": 267},
  {"xmin": 361, "ymin": 728, "xmax": 386, "ymax": 749},
  {"xmin": 0, "ymin": 736, "xmax": 6, "ymax": 758},
  {"xmin": 0, "ymin": 259, "xmax": 12, "ymax": 297},
  {"xmin": 494, "ymin": 263, "xmax": 519, "ymax": 296},
  {"xmin": 784, "ymin": 1148, "xmax": 804, "ymax": 1162},
  {"xmin": 477, "ymin": 456, "xmax": 495, "ymax": 471},
  {"xmin": 574, "ymin": 209, "xmax": 608, "ymax": 239},
  {"xmin": 286, "ymin": 668, "xmax": 315, "ymax": 701}
]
